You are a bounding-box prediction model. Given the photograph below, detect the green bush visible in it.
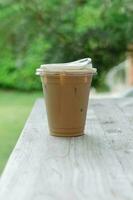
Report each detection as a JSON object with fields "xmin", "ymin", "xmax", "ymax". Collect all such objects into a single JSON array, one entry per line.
[
  {"xmin": 0, "ymin": 0, "xmax": 133, "ymax": 91},
  {"xmin": 0, "ymin": 35, "xmax": 50, "ymax": 90}
]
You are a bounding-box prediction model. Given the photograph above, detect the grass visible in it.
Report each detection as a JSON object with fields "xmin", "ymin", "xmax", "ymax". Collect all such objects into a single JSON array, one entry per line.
[{"xmin": 0, "ymin": 90, "xmax": 42, "ymax": 173}]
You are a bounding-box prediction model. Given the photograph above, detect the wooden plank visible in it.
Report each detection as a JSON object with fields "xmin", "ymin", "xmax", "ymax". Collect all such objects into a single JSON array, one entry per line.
[
  {"xmin": 91, "ymin": 98, "xmax": 133, "ymax": 199},
  {"xmin": 0, "ymin": 98, "xmax": 133, "ymax": 200},
  {"xmin": 91, "ymin": 98, "xmax": 133, "ymax": 150},
  {"xmin": 117, "ymin": 98, "xmax": 133, "ymax": 129}
]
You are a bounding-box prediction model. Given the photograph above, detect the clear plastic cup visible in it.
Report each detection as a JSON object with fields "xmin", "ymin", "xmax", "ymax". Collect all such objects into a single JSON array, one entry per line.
[{"xmin": 36, "ymin": 60, "xmax": 96, "ymax": 137}]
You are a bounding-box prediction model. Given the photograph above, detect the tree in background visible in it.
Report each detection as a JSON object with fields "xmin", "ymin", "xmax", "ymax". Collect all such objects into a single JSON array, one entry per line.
[{"xmin": 0, "ymin": 0, "xmax": 133, "ymax": 91}]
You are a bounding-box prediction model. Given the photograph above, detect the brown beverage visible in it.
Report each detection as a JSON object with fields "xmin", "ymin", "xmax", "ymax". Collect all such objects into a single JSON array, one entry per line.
[{"xmin": 41, "ymin": 72, "xmax": 93, "ymax": 136}]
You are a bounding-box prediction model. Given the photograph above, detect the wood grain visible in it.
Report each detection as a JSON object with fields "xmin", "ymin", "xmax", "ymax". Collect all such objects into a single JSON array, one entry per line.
[{"xmin": 0, "ymin": 98, "xmax": 133, "ymax": 200}]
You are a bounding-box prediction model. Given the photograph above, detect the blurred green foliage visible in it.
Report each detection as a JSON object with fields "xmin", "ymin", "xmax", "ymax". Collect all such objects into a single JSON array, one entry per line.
[{"xmin": 0, "ymin": 0, "xmax": 133, "ymax": 91}]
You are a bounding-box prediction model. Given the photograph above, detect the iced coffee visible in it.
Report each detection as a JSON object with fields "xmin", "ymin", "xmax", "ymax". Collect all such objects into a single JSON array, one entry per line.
[{"xmin": 36, "ymin": 58, "xmax": 96, "ymax": 136}]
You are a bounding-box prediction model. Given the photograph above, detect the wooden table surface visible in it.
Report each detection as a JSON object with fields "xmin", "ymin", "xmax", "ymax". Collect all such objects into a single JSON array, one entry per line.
[{"xmin": 0, "ymin": 98, "xmax": 133, "ymax": 200}]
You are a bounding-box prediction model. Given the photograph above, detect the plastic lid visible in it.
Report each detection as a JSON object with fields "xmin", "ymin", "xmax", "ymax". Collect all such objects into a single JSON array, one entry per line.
[{"xmin": 36, "ymin": 58, "xmax": 97, "ymax": 75}]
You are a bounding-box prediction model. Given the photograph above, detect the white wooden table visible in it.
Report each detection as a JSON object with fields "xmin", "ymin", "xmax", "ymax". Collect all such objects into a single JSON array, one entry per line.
[{"xmin": 0, "ymin": 98, "xmax": 133, "ymax": 200}]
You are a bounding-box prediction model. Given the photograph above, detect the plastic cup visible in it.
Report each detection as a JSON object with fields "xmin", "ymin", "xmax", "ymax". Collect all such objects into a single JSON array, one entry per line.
[{"xmin": 37, "ymin": 69, "xmax": 95, "ymax": 137}]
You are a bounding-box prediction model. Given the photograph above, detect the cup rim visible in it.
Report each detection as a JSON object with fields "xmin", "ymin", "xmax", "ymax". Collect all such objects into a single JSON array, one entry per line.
[
  {"xmin": 36, "ymin": 68, "xmax": 97, "ymax": 76},
  {"xmin": 36, "ymin": 70, "xmax": 97, "ymax": 76}
]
